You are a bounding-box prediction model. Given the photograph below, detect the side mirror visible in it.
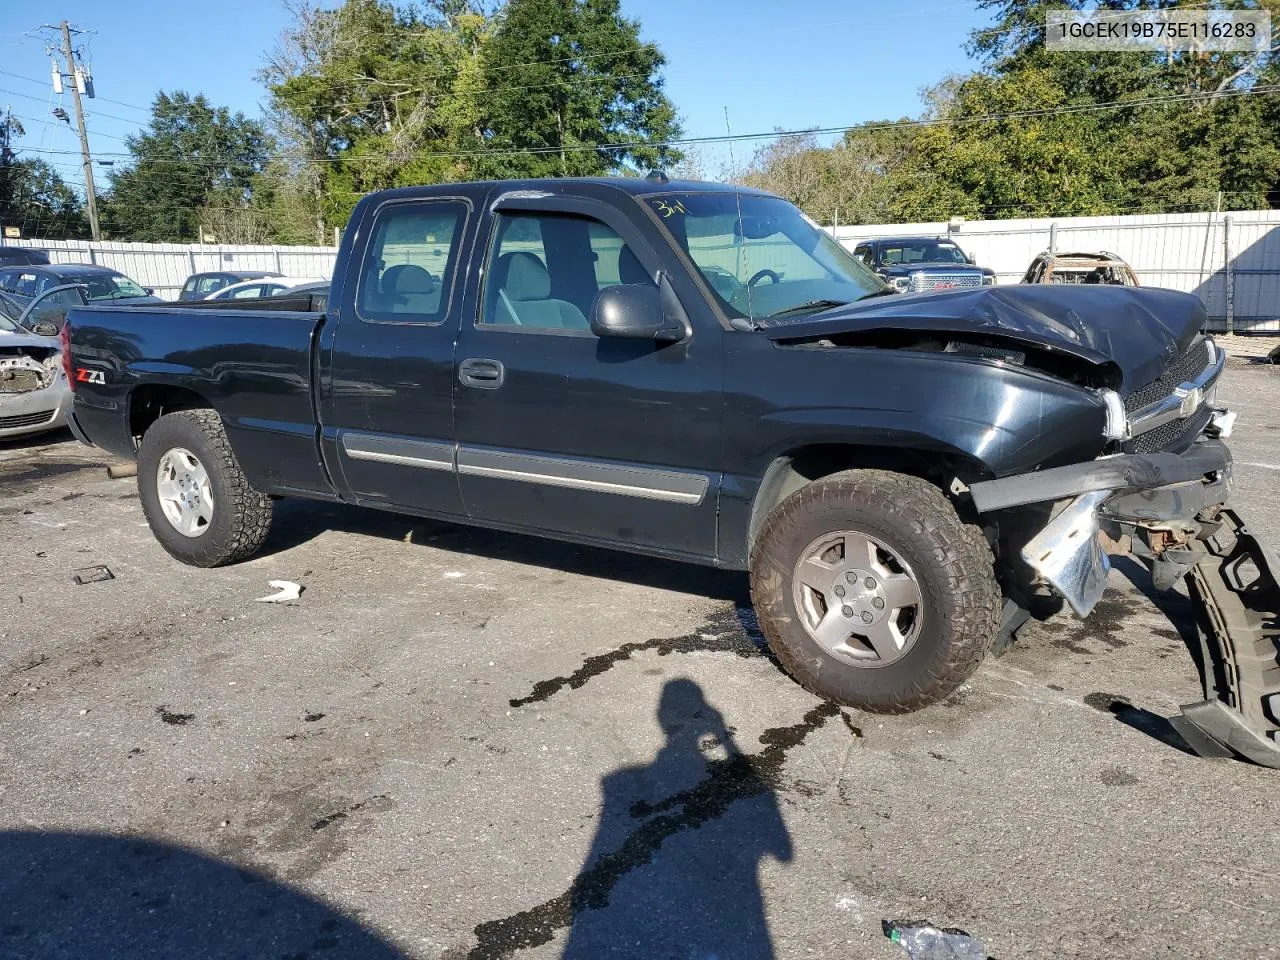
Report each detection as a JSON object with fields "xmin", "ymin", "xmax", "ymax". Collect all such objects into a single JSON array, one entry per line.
[
  {"xmin": 144, "ymin": 288, "xmax": 154, "ymax": 296},
  {"xmin": 31, "ymin": 320, "xmax": 59, "ymax": 337},
  {"xmin": 590, "ymin": 283, "xmax": 689, "ymax": 343}
]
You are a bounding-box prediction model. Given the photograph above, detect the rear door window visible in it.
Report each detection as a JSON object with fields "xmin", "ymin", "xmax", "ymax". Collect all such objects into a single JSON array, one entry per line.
[{"xmin": 358, "ymin": 200, "xmax": 468, "ymax": 324}]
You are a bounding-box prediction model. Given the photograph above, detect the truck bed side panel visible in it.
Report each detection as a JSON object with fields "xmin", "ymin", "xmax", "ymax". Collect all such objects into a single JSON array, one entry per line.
[{"xmin": 68, "ymin": 305, "xmax": 330, "ymax": 497}]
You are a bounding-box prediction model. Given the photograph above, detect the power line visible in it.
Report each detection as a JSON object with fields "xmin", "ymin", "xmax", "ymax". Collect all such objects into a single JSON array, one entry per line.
[
  {"xmin": 8, "ymin": 110, "xmax": 128, "ymax": 142},
  {"xmin": 0, "ymin": 85, "xmax": 146, "ymax": 125},
  {"xmin": 15, "ymin": 81, "xmax": 1278, "ymax": 168},
  {"xmin": 0, "ymin": 68, "xmax": 150, "ymax": 113}
]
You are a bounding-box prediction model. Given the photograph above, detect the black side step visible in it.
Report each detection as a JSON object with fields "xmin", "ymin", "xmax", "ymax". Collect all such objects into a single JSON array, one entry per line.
[{"xmin": 1181, "ymin": 508, "xmax": 1280, "ymax": 767}]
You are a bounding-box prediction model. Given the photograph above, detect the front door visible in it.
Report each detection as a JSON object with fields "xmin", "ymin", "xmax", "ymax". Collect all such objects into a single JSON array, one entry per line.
[
  {"xmin": 452, "ymin": 196, "xmax": 723, "ymax": 560},
  {"xmin": 320, "ymin": 196, "xmax": 475, "ymax": 516}
]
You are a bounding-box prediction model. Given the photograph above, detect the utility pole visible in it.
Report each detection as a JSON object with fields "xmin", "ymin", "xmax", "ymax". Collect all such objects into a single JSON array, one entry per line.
[{"xmin": 57, "ymin": 21, "xmax": 100, "ymax": 240}]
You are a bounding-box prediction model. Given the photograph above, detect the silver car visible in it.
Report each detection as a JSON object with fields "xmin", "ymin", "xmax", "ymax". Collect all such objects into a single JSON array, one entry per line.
[{"xmin": 0, "ymin": 285, "xmax": 86, "ymax": 440}]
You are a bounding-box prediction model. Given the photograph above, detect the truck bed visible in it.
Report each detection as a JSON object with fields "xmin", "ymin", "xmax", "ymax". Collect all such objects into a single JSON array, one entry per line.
[{"xmin": 67, "ymin": 303, "xmax": 330, "ymax": 498}]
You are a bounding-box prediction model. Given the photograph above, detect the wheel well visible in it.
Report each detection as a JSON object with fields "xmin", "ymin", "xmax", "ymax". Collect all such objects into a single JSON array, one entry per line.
[
  {"xmin": 129, "ymin": 385, "xmax": 212, "ymax": 445},
  {"xmin": 746, "ymin": 444, "xmax": 987, "ymax": 553}
]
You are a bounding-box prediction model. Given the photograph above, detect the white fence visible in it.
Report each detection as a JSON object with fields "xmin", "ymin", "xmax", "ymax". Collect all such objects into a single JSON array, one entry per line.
[
  {"xmin": 833, "ymin": 209, "xmax": 1280, "ymax": 334},
  {"xmin": 0, "ymin": 238, "xmax": 339, "ymax": 300}
]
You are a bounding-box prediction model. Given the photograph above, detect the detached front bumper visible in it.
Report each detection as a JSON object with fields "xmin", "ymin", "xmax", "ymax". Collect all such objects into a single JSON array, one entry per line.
[{"xmin": 969, "ymin": 436, "xmax": 1234, "ymax": 617}]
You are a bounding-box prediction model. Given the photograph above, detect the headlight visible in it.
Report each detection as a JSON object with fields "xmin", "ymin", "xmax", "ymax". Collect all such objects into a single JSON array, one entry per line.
[
  {"xmin": 981, "ymin": 275, "xmax": 995, "ymax": 286},
  {"xmin": 892, "ymin": 276, "xmax": 911, "ymax": 293},
  {"xmin": 1100, "ymin": 389, "xmax": 1129, "ymax": 440}
]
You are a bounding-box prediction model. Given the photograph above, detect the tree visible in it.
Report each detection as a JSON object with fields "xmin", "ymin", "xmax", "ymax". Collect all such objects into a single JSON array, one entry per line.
[
  {"xmin": 739, "ymin": 1, "xmax": 1280, "ymax": 225},
  {"xmin": 740, "ymin": 132, "xmax": 825, "ymax": 210},
  {"xmin": 0, "ymin": 114, "xmax": 87, "ymax": 238},
  {"xmin": 0, "ymin": 160, "xmax": 88, "ymax": 240},
  {"xmin": 735, "ymin": 125, "xmax": 909, "ymax": 226},
  {"xmin": 887, "ymin": 0, "xmax": 1280, "ymax": 220},
  {"xmin": 472, "ymin": 0, "xmax": 682, "ymax": 179},
  {"xmin": 262, "ymin": 0, "xmax": 494, "ymax": 231},
  {"xmin": 103, "ymin": 92, "xmax": 270, "ymax": 241}
]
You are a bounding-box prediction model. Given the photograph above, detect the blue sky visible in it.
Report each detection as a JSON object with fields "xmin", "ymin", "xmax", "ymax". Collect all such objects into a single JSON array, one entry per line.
[{"xmin": 0, "ymin": 0, "xmax": 992, "ymax": 196}]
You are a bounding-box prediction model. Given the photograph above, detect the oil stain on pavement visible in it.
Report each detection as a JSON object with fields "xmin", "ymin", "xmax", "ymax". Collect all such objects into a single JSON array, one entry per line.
[{"xmin": 509, "ymin": 606, "xmax": 769, "ymax": 708}]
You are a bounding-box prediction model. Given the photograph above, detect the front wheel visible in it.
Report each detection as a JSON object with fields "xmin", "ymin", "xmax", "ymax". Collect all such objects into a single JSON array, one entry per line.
[
  {"xmin": 137, "ymin": 409, "xmax": 273, "ymax": 567},
  {"xmin": 749, "ymin": 469, "xmax": 1000, "ymax": 713}
]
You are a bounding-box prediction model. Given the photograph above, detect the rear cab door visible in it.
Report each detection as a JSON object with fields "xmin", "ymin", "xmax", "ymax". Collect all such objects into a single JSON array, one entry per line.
[
  {"xmin": 450, "ymin": 184, "xmax": 725, "ymax": 560},
  {"xmin": 317, "ymin": 187, "xmax": 480, "ymax": 516}
]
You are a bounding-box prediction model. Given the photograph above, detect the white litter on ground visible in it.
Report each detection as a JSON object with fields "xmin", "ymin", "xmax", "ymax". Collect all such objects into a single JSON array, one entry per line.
[{"xmin": 256, "ymin": 580, "xmax": 302, "ymax": 603}]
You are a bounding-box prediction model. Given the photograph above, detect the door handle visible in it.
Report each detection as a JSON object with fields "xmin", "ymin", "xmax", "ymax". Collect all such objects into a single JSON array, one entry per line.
[{"xmin": 458, "ymin": 357, "xmax": 505, "ymax": 390}]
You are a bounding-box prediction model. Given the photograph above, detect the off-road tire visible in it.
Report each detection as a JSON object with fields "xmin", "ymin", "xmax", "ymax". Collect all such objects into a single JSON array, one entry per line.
[
  {"xmin": 137, "ymin": 409, "xmax": 273, "ymax": 567},
  {"xmin": 749, "ymin": 469, "xmax": 1000, "ymax": 713}
]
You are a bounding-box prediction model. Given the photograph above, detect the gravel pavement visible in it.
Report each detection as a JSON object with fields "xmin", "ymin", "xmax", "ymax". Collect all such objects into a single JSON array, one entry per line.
[{"xmin": 2, "ymin": 362, "xmax": 1280, "ymax": 960}]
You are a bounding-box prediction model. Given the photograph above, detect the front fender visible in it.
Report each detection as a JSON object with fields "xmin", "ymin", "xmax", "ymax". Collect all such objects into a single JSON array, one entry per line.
[{"xmin": 718, "ymin": 338, "xmax": 1109, "ymax": 567}]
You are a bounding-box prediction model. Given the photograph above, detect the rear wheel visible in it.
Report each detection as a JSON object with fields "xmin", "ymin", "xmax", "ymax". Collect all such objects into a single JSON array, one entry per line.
[
  {"xmin": 137, "ymin": 409, "xmax": 272, "ymax": 567},
  {"xmin": 749, "ymin": 469, "xmax": 1000, "ymax": 713}
]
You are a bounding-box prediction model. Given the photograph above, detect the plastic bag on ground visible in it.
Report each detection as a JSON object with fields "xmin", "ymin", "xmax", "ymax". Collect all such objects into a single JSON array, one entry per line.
[{"xmin": 882, "ymin": 919, "xmax": 987, "ymax": 959}]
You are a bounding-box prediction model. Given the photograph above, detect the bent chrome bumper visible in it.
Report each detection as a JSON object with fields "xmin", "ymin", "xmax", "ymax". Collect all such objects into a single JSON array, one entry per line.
[
  {"xmin": 1020, "ymin": 490, "xmax": 1112, "ymax": 616},
  {"xmin": 981, "ymin": 435, "xmax": 1235, "ymax": 618}
]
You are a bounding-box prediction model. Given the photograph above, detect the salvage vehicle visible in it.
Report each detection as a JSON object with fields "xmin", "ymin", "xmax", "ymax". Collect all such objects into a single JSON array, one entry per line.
[
  {"xmin": 62, "ymin": 177, "xmax": 1279, "ymax": 766},
  {"xmin": 1023, "ymin": 250, "xmax": 1139, "ymax": 286},
  {"xmin": 177, "ymin": 270, "xmax": 283, "ymax": 301},
  {"xmin": 851, "ymin": 236, "xmax": 996, "ymax": 292},
  {"xmin": 203, "ymin": 276, "xmax": 326, "ymax": 301},
  {"xmin": 0, "ymin": 285, "xmax": 81, "ymax": 439},
  {"xmin": 0, "ymin": 264, "xmax": 161, "ymax": 307},
  {"xmin": 0, "ymin": 247, "xmax": 50, "ymax": 267}
]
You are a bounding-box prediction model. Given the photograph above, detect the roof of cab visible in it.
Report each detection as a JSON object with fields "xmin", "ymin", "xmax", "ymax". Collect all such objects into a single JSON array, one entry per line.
[
  {"xmin": 358, "ymin": 176, "xmax": 773, "ymax": 206},
  {"xmin": 39, "ymin": 263, "xmax": 125, "ymax": 277}
]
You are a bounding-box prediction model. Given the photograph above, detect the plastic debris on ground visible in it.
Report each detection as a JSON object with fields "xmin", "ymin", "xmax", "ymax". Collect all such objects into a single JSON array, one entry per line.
[
  {"xmin": 882, "ymin": 920, "xmax": 987, "ymax": 959},
  {"xmin": 72, "ymin": 565, "xmax": 114, "ymax": 585},
  {"xmin": 256, "ymin": 580, "xmax": 303, "ymax": 603}
]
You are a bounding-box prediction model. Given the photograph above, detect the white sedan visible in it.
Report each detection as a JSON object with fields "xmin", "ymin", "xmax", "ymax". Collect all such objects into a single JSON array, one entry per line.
[{"xmin": 202, "ymin": 277, "xmax": 326, "ymax": 301}]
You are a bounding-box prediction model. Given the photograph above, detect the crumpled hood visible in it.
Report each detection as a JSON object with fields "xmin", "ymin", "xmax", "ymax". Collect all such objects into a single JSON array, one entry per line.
[{"xmin": 757, "ymin": 285, "xmax": 1205, "ymax": 390}]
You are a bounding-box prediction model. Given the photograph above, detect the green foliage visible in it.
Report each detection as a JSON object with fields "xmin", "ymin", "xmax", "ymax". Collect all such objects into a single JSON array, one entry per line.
[
  {"xmin": 0, "ymin": 160, "xmax": 88, "ymax": 240},
  {"xmin": 0, "ymin": 113, "xmax": 87, "ymax": 239},
  {"xmin": 472, "ymin": 0, "xmax": 681, "ymax": 179},
  {"xmin": 103, "ymin": 91, "xmax": 270, "ymax": 241},
  {"xmin": 745, "ymin": 0, "xmax": 1280, "ymax": 223},
  {"xmin": 262, "ymin": 0, "xmax": 681, "ymax": 229}
]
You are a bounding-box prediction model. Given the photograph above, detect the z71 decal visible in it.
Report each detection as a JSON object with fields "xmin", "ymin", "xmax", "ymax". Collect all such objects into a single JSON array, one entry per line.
[{"xmin": 76, "ymin": 368, "xmax": 105, "ymax": 384}]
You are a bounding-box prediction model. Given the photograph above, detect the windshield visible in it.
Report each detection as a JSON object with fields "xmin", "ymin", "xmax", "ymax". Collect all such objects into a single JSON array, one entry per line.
[
  {"xmin": 77, "ymin": 272, "xmax": 148, "ymax": 300},
  {"xmin": 879, "ymin": 241, "xmax": 969, "ymax": 265},
  {"xmin": 644, "ymin": 192, "xmax": 884, "ymax": 321}
]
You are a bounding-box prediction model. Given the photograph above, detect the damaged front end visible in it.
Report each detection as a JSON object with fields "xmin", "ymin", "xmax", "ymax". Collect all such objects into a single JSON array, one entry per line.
[
  {"xmin": 1, "ymin": 347, "xmax": 60, "ymax": 394},
  {"xmin": 0, "ymin": 340, "xmax": 71, "ymax": 436},
  {"xmin": 971, "ymin": 337, "xmax": 1280, "ymax": 766}
]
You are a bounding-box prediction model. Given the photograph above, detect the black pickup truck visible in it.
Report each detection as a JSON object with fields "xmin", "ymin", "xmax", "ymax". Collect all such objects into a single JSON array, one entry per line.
[{"xmin": 63, "ymin": 177, "xmax": 1280, "ymax": 762}]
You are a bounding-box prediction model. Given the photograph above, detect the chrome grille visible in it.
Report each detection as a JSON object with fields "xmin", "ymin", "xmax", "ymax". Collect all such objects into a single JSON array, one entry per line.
[
  {"xmin": 1131, "ymin": 405, "xmax": 1214, "ymax": 455},
  {"xmin": 1124, "ymin": 337, "xmax": 1223, "ymax": 453},
  {"xmin": 909, "ymin": 272, "xmax": 983, "ymax": 292},
  {"xmin": 1124, "ymin": 339, "xmax": 1211, "ymax": 413}
]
